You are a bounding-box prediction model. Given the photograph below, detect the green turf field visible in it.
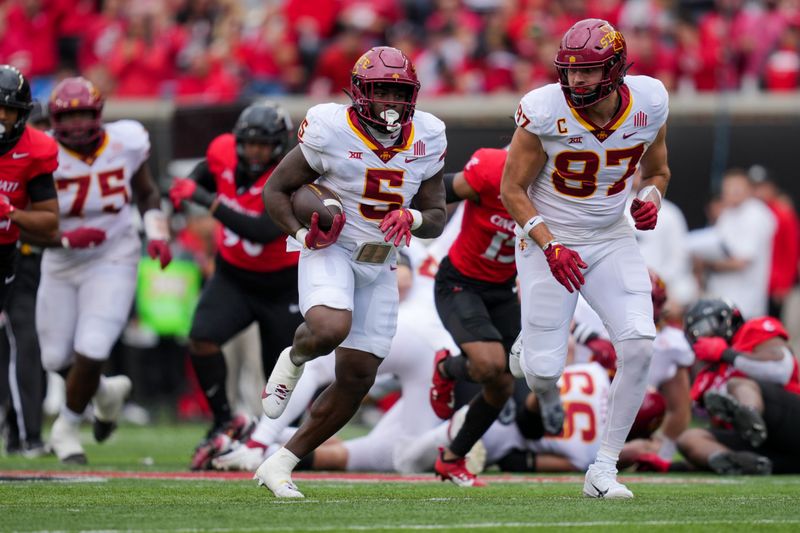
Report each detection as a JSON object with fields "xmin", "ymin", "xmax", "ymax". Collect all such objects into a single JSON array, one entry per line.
[{"xmin": 1, "ymin": 423, "xmax": 800, "ymax": 532}]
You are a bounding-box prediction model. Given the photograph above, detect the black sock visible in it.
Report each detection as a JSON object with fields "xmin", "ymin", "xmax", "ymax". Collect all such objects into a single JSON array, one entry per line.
[
  {"xmin": 296, "ymin": 451, "xmax": 315, "ymax": 471},
  {"xmin": 516, "ymin": 406, "xmax": 545, "ymax": 440},
  {"xmin": 442, "ymin": 355, "xmax": 473, "ymax": 382},
  {"xmin": 497, "ymin": 449, "xmax": 537, "ymax": 472},
  {"xmin": 190, "ymin": 352, "xmax": 231, "ymax": 428},
  {"xmin": 450, "ymin": 394, "xmax": 502, "ymax": 457}
]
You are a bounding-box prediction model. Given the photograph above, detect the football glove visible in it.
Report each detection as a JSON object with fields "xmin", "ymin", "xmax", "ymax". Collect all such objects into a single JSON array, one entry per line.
[
  {"xmin": 630, "ymin": 198, "xmax": 658, "ymax": 230},
  {"xmin": 303, "ymin": 211, "xmax": 345, "ymax": 250},
  {"xmin": 147, "ymin": 239, "xmax": 172, "ymax": 269},
  {"xmin": 169, "ymin": 177, "xmax": 215, "ymax": 210},
  {"xmin": 379, "ymin": 208, "xmax": 414, "ymax": 247},
  {"xmin": 544, "ymin": 242, "xmax": 587, "ymax": 293},
  {"xmin": 692, "ymin": 336, "xmax": 729, "ymax": 363}
]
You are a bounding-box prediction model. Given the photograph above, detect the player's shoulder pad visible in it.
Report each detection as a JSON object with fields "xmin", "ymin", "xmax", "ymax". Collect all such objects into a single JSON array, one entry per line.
[
  {"xmin": 627, "ymin": 75, "xmax": 669, "ymax": 120},
  {"xmin": 27, "ymin": 126, "xmax": 59, "ymax": 162},
  {"xmin": 299, "ymin": 103, "xmax": 346, "ymax": 152},
  {"xmin": 207, "ymin": 133, "xmax": 235, "ymax": 162},
  {"xmin": 517, "ymin": 83, "xmax": 561, "ymax": 135},
  {"xmin": 106, "ymin": 119, "xmax": 151, "ymax": 154}
]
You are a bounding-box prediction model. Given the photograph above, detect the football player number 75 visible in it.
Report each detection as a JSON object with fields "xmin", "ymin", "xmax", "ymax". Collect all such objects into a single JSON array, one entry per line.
[{"xmin": 57, "ymin": 169, "xmax": 129, "ymax": 217}]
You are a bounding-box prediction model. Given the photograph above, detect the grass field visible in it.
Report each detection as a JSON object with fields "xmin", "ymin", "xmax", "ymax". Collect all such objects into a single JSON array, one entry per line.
[{"xmin": 2, "ymin": 423, "xmax": 800, "ymax": 532}]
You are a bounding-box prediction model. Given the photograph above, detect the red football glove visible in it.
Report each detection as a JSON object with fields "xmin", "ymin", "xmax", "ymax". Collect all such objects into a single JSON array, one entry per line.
[
  {"xmin": 544, "ymin": 242, "xmax": 587, "ymax": 293},
  {"xmin": 147, "ymin": 239, "xmax": 172, "ymax": 269},
  {"xmin": 630, "ymin": 198, "xmax": 658, "ymax": 230},
  {"xmin": 60, "ymin": 227, "xmax": 106, "ymax": 249},
  {"xmin": 633, "ymin": 453, "xmax": 671, "ymax": 473},
  {"xmin": 169, "ymin": 178, "xmax": 197, "ymax": 210},
  {"xmin": 0, "ymin": 196, "xmax": 14, "ymax": 218},
  {"xmin": 693, "ymin": 336, "xmax": 729, "ymax": 363},
  {"xmin": 379, "ymin": 208, "xmax": 414, "ymax": 247},
  {"xmin": 305, "ymin": 211, "xmax": 345, "ymax": 250}
]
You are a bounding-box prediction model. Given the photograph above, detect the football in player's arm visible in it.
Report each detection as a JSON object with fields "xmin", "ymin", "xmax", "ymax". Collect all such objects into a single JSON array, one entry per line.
[{"xmin": 0, "ymin": 66, "xmax": 59, "ymax": 310}]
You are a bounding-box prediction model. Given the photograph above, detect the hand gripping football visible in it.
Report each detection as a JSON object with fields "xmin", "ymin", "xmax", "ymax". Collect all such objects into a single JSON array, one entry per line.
[{"xmin": 291, "ymin": 183, "xmax": 344, "ymax": 231}]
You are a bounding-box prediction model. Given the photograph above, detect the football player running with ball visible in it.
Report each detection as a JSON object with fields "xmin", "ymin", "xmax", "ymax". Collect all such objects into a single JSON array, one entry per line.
[
  {"xmin": 256, "ymin": 46, "xmax": 447, "ymax": 498},
  {"xmin": 33, "ymin": 77, "xmax": 171, "ymax": 464},
  {"xmin": 169, "ymin": 102, "xmax": 304, "ymax": 470},
  {"xmin": 501, "ymin": 19, "xmax": 671, "ymax": 498},
  {"xmin": 0, "ymin": 66, "xmax": 59, "ymax": 312}
]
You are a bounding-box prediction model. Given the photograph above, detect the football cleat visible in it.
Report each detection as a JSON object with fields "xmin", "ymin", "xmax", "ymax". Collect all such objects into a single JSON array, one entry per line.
[
  {"xmin": 708, "ymin": 450, "xmax": 772, "ymax": 475},
  {"xmin": 429, "ymin": 349, "xmax": 456, "ymax": 419},
  {"xmin": 703, "ymin": 390, "xmax": 767, "ymax": 448},
  {"xmin": 447, "ymin": 406, "xmax": 486, "ymax": 475},
  {"xmin": 189, "ymin": 414, "xmax": 256, "ymax": 471},
  {"xmin": 92, "ymin": 375, "xmax": 132, "ymax": 443},
  {"xmin": 434, "ymin": 447, "xmax": 486, "ymax": 487},
  {"xmin": 49, "ymin": 415, "xmax": 87, "ymax": 465},
  {"xmin": 262, "ymin": 347, "xmax": 305, "ymax": 419},
  {"xmin": 508, "ymin": 333, "xmax": 524, "ymax": 379},
  {"xmin": 583, "ymin": 464, "xmax": 634, "ymax": 499},
  {"xmin": 212, "ymin": 440, "xmax": 269, "ymax": 472},
  {"xmin": 254, "ymin": 448, "xmax": 304, "ymax": 498}
]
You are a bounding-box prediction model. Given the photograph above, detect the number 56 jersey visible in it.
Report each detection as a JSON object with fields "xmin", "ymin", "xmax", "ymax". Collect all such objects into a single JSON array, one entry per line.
[
  {"xmin": 515, "ymin": 75, "xmax": 668, "ymax": 241},
  {"xmin": 45, "ymin": 120, "xmax": 150, "ymax": 273},
  {"xmin": 297, "ymin": 103, "xmax": 447, "ymax": 248}
]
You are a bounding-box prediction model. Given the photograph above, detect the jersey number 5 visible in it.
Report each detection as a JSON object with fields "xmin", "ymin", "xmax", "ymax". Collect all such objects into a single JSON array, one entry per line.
[
  {"xmin": 359, "ymin": 169, "xmax": 405, "ymax": 220},
  {"xmin": 552, "ymin": 144, "xmax": 644, "ymax": 198}
]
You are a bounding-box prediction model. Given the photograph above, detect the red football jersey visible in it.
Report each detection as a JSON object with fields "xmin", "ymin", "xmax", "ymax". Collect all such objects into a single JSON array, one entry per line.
[
  {"xmin": 206, "ymin": 133, "xmax": 298, "ymax": 273},
  {"xmin": 447, "ymin": 148, "xmax": 516, "ymax": 283},
  {"xmin": 0, "ymin": 127, "xmax": 58, "ymax": 244}
]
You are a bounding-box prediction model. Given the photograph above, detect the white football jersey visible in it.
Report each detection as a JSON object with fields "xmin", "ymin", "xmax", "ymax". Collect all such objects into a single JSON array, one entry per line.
[
  {"xmin": 44, "ymin": 120, "xmax": 150, "ymax": 273},
  {"xmin": 297, "ymin": 103, "xmax": 447, "ymax": 248},
  {"xmin": 516, "ymin": 76, "xmax": 668, "ymax": 242},
  {"xmin": 647, "ymin": 325, "xmax": 694, "ymax": 388},
  {"xmin": 529, "ymin": 362, "xmax": 610, "ymax": 470}
]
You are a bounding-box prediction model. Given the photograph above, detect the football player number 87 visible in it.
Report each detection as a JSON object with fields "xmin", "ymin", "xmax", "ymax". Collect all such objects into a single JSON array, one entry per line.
[{"xmin": 552, "ymin": 144, "xmax": 644, "ymax": 198}]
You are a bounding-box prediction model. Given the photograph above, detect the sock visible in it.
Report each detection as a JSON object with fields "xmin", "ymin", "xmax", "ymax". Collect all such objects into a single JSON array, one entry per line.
[
  {"xmin": 296, "ymin": 451, "xmax": 315, "ymax": 471},
  {"xmin": 596, "ymin": 338, "xmax": 653, "ymax": 469},
  {"xmin": 60, "ymin": 405, "xmax": 83, "ymax": 425},
  {"xmin": 516, "ymin": 406, "xmax": 545, "ymax": 440},
  {"xmin": 497, "ymin": 449, "xmax": 537, "ymax": 472},
  {"xmin": 273, "ymin": 446, "xmax": 301, "ymax": 472},
  {"xmin": 190, "ymin": 352, "xmax": 231, "ymax": 428},
  {"xmin": 449, "ymin": 394, "xmax": 502, "ymax": 457},
  {"xmin": 442, "ymin": 355, "xmax": 472, "ymax": 382}
]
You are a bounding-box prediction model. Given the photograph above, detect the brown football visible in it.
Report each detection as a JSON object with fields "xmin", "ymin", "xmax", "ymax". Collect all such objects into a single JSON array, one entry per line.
[{"xmin": 291, "ymin": 183, "xmax": 344, "ymax": 231}]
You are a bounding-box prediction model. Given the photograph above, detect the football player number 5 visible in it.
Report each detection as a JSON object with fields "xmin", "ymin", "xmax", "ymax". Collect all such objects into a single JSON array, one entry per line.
[
  {"xmin": 359, "ymin": 169, "xmax": 405, "ymax": 220},
  {"xmin": 553, "ymin": 144, "xmax": 644, "ymax": 198},
  {"xmin": 57, "ymin": 169, "xmax": 129, "ymax": 217}
]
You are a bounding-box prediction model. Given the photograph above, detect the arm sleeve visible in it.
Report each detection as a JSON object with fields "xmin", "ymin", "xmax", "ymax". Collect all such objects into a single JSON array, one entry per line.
[
  {"xmin": 212, "ymin": 204, "xmax": 283, "ymax": 244},
  {"xmin": 443, "ymin": 173, "xmax": 460, "ymax": 203},
  {"xmin": 733, "ymin": 351, "xmax": 795, "ymax": 385},
  {"xmin": 187, "ymin": 159, "xmax": 217, "ymax": 193},
  {"xmin": 26, "ymin": 173, "xmax": 57, "ymax": 202}
]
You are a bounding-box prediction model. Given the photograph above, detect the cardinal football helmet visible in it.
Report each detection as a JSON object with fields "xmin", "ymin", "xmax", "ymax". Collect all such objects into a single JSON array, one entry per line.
[
  {"xmin": 684, "ymin": 298, "xmax": 744, "ymax": 345},
  {"xmin": 233, "ymin": 101, "xmax": 292, "ymax": 177},
  {"xmin": 49, "ymin": 77, "xmax": 104, "ymax": 148},
  {"xmin": 0, "ymin": 65, "xmax": 33, "ymax": 150},
  {"xmin": 628, "ymin": 389, "xmax": 667, "ymax": 440},
  {"xmin": 554, "ymin": 19, "xmax": 629, "ymax": 108},
  {"xmin": 349, "ymin": 46, "xmax": 420, "ymax": 132}
]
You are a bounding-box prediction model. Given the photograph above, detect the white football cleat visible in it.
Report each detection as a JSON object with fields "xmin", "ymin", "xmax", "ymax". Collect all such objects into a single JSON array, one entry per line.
[
  {"xmin": 213, "ymin": 441, "xmax": 269, "ymax": 472},
  {"xmin": 254, "ymin": 448, "xmax": 304, "ymax": 498},
  {"xmin": 92, "ymin": 375, "xmax": 132, "ymax": 442},
  {"xmin": 583, "ymin": 464, "xmax": 634, "ymax": 499},
  {"xmin": 262, "ymin": 347, "xmax": 305, "ymax": 419},
  {"xmin": 509, "ymin": 333, "xmax": 524, "ymax": 379},
  {"xmin": 49, "ymin": 415, "xmax": 87, "ymax": 464}
]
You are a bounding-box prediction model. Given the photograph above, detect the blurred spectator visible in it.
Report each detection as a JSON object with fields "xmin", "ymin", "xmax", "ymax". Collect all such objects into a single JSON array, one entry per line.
[
  {"xmin": 763, "ymin": 19, "xmax": 800, "ymax": 91},
  {"xmin": 308, "ymin": 25, "xmax": 370, "ymax": 97},
  {"xmin": 1, "ymin": 0, "xmax": 59, "ymax": 78},
  {"xmin": 689, "ymin": 168, "xmax": 777, "ymax": 318},
  {"xmin": 750, "ymin": 165, "xmax": 800, "ymax": 319},
  {"xmin": 237, "ymin": 9, "xmax": 303, "ymax": 96}
]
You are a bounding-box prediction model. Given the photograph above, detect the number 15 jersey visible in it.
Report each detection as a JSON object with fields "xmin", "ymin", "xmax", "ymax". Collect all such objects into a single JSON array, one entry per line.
[
  {"xmin": 515, "ymin": 75, "xmax": 668, "ymax": 240},
  {"xmin": 297, "ymin": 103, "xmax": 447, "ymax": 248}
]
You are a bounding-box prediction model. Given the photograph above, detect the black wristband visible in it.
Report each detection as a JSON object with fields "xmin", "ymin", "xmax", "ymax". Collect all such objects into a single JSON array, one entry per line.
[
  {"xmin": 720, "ymin": 348, "xmax": 740, "ymax": 364},
  {"xmin": 191, "ymin": 185, "xmax": 216, "ymax": 208}
]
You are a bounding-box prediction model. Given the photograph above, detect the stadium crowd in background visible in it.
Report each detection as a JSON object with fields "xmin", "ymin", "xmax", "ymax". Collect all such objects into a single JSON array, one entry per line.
[{"xmin": 1, "ymin": 0, "xmax": 800, "ymax": 103}]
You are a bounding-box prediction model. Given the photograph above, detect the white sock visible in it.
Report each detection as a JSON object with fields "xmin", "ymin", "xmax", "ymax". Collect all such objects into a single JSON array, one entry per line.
[
  {"xmin": 271, "ymin": 447, "xmax": 301, "ymax": 472},
  {"xmin": 60, "ymin": 406, "xmax": 83, "ymax": 425},
  {"xmin": 596, "ymin": 338, "xmax": 653, "ymax": 468}
]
